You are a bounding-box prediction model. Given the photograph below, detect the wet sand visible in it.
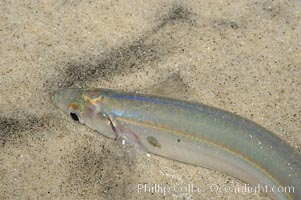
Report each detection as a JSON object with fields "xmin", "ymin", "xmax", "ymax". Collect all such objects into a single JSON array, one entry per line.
[{"xmin": 1, "ymin": 0, "xmax": 300, "ymax": 199}]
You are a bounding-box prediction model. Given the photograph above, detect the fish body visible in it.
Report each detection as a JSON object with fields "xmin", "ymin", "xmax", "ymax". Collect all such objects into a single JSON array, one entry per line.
[{"xmin": 52, "ymin": 88, "xmax": 301, "ymax": 200}]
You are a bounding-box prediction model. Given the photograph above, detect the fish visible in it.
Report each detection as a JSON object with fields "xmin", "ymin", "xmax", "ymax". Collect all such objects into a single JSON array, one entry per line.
[{"xmin": 52, "ymin": 88, "xmax": 301, "ymax": 200}]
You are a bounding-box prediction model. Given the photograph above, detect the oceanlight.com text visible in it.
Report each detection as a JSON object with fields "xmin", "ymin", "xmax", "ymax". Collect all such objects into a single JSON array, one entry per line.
[{"xmin": 137, "ymin": 183, "xmax": 294, "ymax": 196}]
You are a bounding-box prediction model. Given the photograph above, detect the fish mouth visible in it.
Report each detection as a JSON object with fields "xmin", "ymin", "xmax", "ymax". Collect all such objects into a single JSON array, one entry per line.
[
  {"xmin": 51, "ymin": 88, "xmax": 84, "ymax": 112},
  {"xmin": 51, "ymin": 89, "xmax": 66, "ymax": 107}
]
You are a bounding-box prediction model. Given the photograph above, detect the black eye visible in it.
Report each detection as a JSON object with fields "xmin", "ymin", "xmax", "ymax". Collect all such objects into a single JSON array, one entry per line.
[{"xmin": 70, "ymin": 112, "xmax": 79, "ymax": 121}]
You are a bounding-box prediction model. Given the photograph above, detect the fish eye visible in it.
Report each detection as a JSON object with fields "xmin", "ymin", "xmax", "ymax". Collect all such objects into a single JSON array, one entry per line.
[{"xmin": 70, "ymin": 112, "xmax": 79, "ymax": 121}]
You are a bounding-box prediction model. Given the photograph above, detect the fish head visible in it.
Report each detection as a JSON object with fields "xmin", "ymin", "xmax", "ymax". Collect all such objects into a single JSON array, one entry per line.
[{"xmin": 52, "ymin": 88, "xmax": 117, "ymax": 139}]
